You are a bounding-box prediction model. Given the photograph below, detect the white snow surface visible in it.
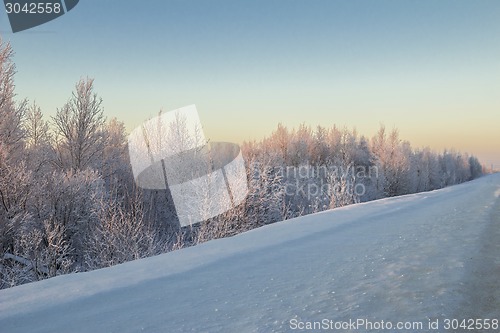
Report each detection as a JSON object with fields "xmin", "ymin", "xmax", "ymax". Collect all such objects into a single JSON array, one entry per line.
[{"xmin": 1, "ymin": 174, "xmax": 500, "ymax": 333}]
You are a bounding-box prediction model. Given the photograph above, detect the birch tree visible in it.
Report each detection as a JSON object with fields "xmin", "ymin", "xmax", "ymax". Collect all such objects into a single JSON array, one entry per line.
[{"xmin": 52, "ymin": 78, "xmax": 106, "ymax": 172}]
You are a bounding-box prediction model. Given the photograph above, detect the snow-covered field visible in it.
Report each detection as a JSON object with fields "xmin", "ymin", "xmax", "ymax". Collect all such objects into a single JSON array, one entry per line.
[{"xmin": 1, "ymin": 174, "xmax": 499, "ymax": 333}]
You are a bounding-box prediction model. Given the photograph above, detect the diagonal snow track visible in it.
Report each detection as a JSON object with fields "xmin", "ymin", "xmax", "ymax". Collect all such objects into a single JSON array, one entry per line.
[{"xmin": 1, "ymin": 174, "xmax": 499, "ymax": 333}]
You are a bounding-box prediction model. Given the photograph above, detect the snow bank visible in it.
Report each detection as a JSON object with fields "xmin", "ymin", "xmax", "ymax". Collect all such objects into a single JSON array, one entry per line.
[{"xmin": 1, "ymin": 174, "xmax": 499, "ymax": 332}]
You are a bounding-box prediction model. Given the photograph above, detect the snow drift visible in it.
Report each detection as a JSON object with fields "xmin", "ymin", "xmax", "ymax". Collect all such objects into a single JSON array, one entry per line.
[{"xmin": 1, "ymin": 174, "xmax": 499, "ymax": 332}]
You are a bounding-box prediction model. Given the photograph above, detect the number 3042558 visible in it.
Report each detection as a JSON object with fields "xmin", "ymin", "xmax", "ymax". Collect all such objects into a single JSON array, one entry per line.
[{"xmin": 5, "ymin": 2, "xmax": 62, "ymax": 14}]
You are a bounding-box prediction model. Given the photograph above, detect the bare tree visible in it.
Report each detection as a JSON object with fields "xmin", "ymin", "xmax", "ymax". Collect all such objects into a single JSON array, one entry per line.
[
  {"xmin": 0, "ymin": 38, "xmax": 26, "ymax": 137},
  {"xmin": 0, "ymin": 37, "xmax": 27, "ymax": 170},
  {"xmin": 0, "ymin": 38, "xmax": 29, "ymax": 260},
  {"xmin": 52, "ymin": 78, "xmax": 106, "ymax": 172},
  {"xmin": 25, "ymin": 101, "xmax": 51, "ymax": 149},
  {"xmin": 85, "ymin": 190, "xmax": 160, "ymax": 269}
]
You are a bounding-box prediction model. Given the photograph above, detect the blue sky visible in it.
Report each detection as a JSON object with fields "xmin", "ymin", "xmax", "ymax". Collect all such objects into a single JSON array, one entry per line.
[{"xmin": 1, "ymin": 0, "xmax": 499, "ymax": 167}]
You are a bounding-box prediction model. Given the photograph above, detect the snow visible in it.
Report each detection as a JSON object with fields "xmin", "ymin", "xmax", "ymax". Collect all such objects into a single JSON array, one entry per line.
[{"xmin": 1, "ymin": 174, "xmax": 500, "ymax": 332}]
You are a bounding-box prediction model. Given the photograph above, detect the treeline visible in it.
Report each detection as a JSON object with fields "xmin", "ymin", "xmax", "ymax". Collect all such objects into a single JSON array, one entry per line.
[
  {"xmin": 242, "ymin": 123, "xmax": 483, "ymax": 219},
  {"xmin": 0, "ymin": 39, "xmax": 484, "ymax": 288}
]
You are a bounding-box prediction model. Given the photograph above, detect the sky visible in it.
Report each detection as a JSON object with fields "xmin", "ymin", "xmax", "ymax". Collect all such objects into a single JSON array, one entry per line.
[{"xmin": 0, "ymin": 0, "xmax": 499, "ymax": 168}]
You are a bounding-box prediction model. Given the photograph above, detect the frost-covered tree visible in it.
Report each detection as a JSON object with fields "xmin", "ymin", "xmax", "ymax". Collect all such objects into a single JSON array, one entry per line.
[
  {"xmin": 469, "ymin": 156, "xmax": 483, "ymax": 179},
  {"xmin": 52, "ymin": 78, "xmax": 106, "ymax": 172},
  {"xmin": 98, "ymin": 117, "xmax": 134, "ymax": 200},
  {"xmin": 310, "ymin": 125, "xmax": 330, "ymax": 165},
  {"xmin": 24, "ymin": 102, "xmax": 54, "ymax": 175},
  {"xmin": 0, "ymin": 39, "xmax": 26, "ymax": 156},
  {"xmin": 51, "ymin": 170, "xmax": 104, "ymax": 262},
  {"xmin": 370, "ymin": 126, "xmax": 411, "ymax": 197},
  {"xmin": 0, "ymin": 38, "xmax": 29, "ymax": 256},
  {"xmin": 85, "ymin": 190, "xmax": 159, "ymax": 269},
  {"xmin": 327, "ymin": 162, "xmax": 360, "ymax": 209},
  {"xmin": 25, "ymin": 102, "xmax": 50, "ymax": 149},
  {"xmin": 265, "ymin": 123, "xmax": 289, "ymax": 165},
  {"xmin": 288, "ymin": 123, "xmax": 313, "ymax": 166}
]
